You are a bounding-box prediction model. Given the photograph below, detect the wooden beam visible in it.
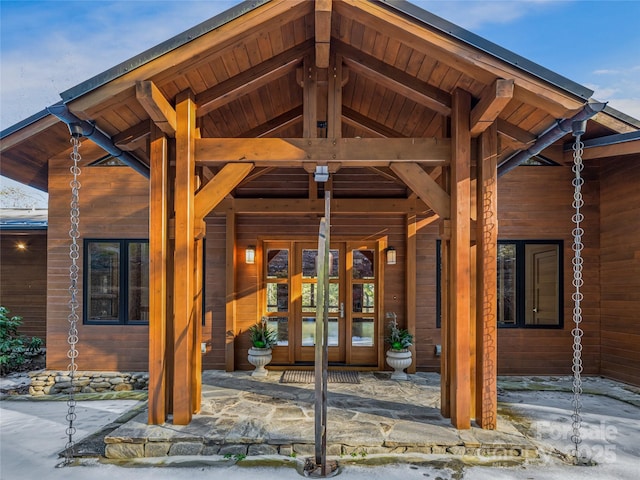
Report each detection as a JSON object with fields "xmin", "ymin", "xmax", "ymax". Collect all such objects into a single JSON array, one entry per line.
[
  {"xmin": 337, "ymin": 40, "xmax": 451, "ymax": 116},
  {"xmin": 236, "ymin": 106, "xmax": 303, "ymax": 138},
  {"xmin": 342, "ymin": 106, "xmax": 407, "ymax": 138},
  {"xmin": 196, "ymin": 41, "xmax": 310, "ymax": 117},
  {"xmin": 450, "ymin": 88, "xmax": 472, "ymax": 430},
  {"xmin": 213, "ymin": 197, "xmax": 429, "ymax": 214},
  {"xmin": 439, "ymin": 221, "xmax": 451, "ymax": 419},
  {"xmin": 476, "ymin": 122, "xmax": 498, "ymax": 429},
  {"xmin": 497, "ymin": 118, "xmax": 536, "ymax": 148},
  {"xmin": 225, "ymin": 212, "xmax": 236, "ymax": 372},
  {"xmin": 327, "ymin": 54, "xmax": 342, "ymax": 138},
  {"xmin": 470, "ymin": 79, "xmax": 514, "ymax": 137},
  {"xmin": 196, "ymin": 137, "xmax": 450, "ymax": 166},
  {"xmin": 192, "ymin": 235, "xmax": 204, "ymax": 414},
  {"xmin": 315, "ymin": 0, "xmax": 332, "ymax": 68},
  {"xmin": 172, "ymin": 90, "xmax": 197, "ymax": 425},
  {"xmin": 148, "ymin": 123, "xmax": 168, "ymax": 425},
  {"xmin": 406, "ymin": 214, "xmax": 417, "ymax": 374},
  {"xmin": 113, "ymin": 121, "xmax": 150, "ymax": 150},
  {"xmin": 391, "ymin": 163, "xmax": 450, "ymax": 218},
  {"xmin": 194, "ymin": 163, "xmax": 254, "ymax": 220},
  {"xmin": 304, "ymin": 56, "xmax": 318, "ymax": 138},
  {"xmin": 136, "ymin": 81, "xmax": 177, "ymax": 137},
  {"xmin": 578, "ymin": 138, "xmax": 640, "ymax": 160}
]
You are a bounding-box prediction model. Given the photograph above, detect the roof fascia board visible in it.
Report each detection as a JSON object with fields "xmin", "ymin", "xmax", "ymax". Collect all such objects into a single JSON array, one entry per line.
[
  {"xmin": 59, "ymin": 0, "xmax": 271, "ymax": 104},
  {"xmin": 378, "ymin": 0, "xmax": 593, "ymax": 101},
  {"xmin": 564, "ymin": 130, "xmax": 640, "ymax": 151},
  {"xmin": 0, "ymin": 108, "xmax": 54, "ymax": 141}
]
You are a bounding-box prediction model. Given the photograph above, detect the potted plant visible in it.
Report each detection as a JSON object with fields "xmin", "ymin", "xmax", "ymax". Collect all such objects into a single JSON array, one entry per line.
[
  {"xmin": 247, "ymin": 317, "xmax": 278, "ymax": 377},
  {"xmin": 385, "ymin": 313, "xmax": 413, "ymax": 380}
]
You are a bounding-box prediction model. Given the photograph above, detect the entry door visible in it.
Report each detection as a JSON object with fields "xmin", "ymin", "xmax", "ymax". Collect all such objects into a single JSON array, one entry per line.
[
  {"xmin": 525, "ymin": 244, "xmax": 559, "ymax": 325},
  {"xmin": 294, "ymin": 243, "xmax": 346, "ymax": 363}
]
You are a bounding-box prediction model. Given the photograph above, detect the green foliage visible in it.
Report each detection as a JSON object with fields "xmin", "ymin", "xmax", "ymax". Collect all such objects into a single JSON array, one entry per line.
[
  {"xmin": 385, "ymin": 313, "xmax": 413, "ymax": 351},
  {"xmin": 0, "ymin": 306, "xmax": 43, "ymax": 374},
  {"xmin": 248, "ymin": 317, "xmax": 278, "ymax": 349}
]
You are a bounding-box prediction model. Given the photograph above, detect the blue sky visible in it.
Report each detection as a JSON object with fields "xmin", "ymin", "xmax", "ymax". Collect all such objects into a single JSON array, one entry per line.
[{"xmin": 1, "ymin": 0, "xmax": 640, "ymax": 202}]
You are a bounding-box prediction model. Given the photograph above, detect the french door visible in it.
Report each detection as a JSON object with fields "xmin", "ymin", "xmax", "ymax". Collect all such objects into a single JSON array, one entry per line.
[{"xmin": 262, "ymin": 240, "xmax": 379, "ymax": 366}]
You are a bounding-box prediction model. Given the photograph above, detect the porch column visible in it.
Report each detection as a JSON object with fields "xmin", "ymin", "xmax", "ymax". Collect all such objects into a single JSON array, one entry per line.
[
  {"xmin": 450, "ymin": 88, "xmax": 472, "ymax": 429},
  {"xmin": 173, "ymin": 89, "xmax": 198, "ymax": 424},
  {"xmin": 475, "ymin": 122, "xmax": 498, "ymax": 429},
  {"xmin": 148, "ymin": 122, "xmax": 169, "ymax": 424}
]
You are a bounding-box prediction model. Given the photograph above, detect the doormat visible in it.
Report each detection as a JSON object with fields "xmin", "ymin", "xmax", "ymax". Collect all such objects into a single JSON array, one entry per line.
[{"xmin": 280, "ymin": 370, "xmax": 360, "ymax": 384}]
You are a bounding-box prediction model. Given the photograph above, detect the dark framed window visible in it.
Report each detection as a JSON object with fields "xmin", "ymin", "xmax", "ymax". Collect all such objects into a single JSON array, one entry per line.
[
  {"xmin": 84, "ymin": 239, "xmax": 149, "ymax": 325},
  {"xmin": 436, "ymin": 239, "xmax": 563, "ymax": 328}
]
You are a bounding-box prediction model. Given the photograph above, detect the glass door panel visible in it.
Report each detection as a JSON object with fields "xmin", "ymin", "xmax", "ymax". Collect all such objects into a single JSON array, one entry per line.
[{"xmin": 348, "ymin": 246, "xmax": 378, "ymax": 365}]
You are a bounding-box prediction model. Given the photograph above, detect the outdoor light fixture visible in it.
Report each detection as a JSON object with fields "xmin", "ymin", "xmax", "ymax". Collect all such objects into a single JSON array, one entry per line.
[
  {"xmin": 386, "ymin": 246, "xmax": 396, "ymax": 265},
  {"xmin": 15, "ymin": 241, "xmax": 27, "ymax": 251},
  {"xmin": 245, "ymin": 246, "xmax": 256, "ymax": 264},
  {"xmin": 314, "ymin": 165, "xmax": 329, "ymax": 182}
]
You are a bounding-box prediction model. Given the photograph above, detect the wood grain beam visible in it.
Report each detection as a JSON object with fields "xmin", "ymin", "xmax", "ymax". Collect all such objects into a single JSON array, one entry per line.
[
  {"xmin": 136, "ymin": 81, "xmax": 177, "ymax": 137},
  {"xmin": 470, "ymin": 79, "xmax": 514, "ymax": 137},
  {"xmin": 303, "ymin": 56, "xmax": 318, "ymax": 138},
  {"xmin": 195, "ymin": 137, "xmax": 450, "ymax": 166},
  {"xmin": 173, "ymin": 90, "xmax": 197, "ymax": 425},
  {"xmin": 315, "ymin": 0, "xmax": 332, "ymax": 68},
  {"xmin": 194, "ymin": 163, "xmax": 254, "ymax": 220},
  {"xmin": 342, "ymin": 106, "xmax": 407, "ymax": 138},
  {"xmin": 577, "ymin": 138, "xmax": 640, "ymax": 160},
  {"xmin": 197, "ymin": 40, "xmax": 310, "ymax": 118},
  {"xmin": 236, "ymin": 106, "xmax": 303, "ymax": 138},
  {"xmin": 391, "ymin": 162, "xmax": 450, "ymax": 218},
  {"xmin": 497, "ymin": 118, "xmax": 536, "ymax": 148},
  {"xmin": 336, "ymin": 40, "xmax": 451, "ymax": 116},
  {"xmin": 113, "ymin": 120, "xmax": 150, "ymax": 150},
  {"xmin": 450, "ymin": 88, "xmax": 472, "ymax": 430},
  {"xmin": 213, "ymin": 197, "xmax": 429, "ymax": 214}
]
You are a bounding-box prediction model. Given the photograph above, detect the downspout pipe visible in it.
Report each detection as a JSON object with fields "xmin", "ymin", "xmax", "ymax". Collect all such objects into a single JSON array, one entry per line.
[
  {"xmin": 47, "ymin": 103, "xmax": 150, "ymax": 179},
  {"xmin": 498, "ymin": 99, "xmax": 607, "ymax": 177}
]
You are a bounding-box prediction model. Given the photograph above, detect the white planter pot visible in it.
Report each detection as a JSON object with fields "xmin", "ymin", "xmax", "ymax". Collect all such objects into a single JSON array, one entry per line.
[
  {"xmin": 248, "ymin": 347, "xmax": 272, "ymax": 377},
  {"xmin": 386, "ymin": 349, "xmax": 412, "ymax": 380}
]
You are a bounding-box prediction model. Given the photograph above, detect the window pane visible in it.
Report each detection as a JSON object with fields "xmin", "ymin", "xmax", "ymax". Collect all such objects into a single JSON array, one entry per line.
[
  {"xmin": 353, "ymin": 283, "xmax": 375, "ymax": 313},
  {"xmin": 498, "ymin": 243, "xmax": 516, "ymax": 325},
  {"xmin": 266, "ymin": 283, "xmax": 289, "ymax": 312},
  {"xmin": 88, "ymin": 242, "xmax": 120, "ymax": 321},
  {"xmin": 301, "ymin": 317, "xmax": 339, "ymax": 346},
  {"xmin": 267, "ymin": 249, "xmax": 288, "ymax": 278},
  {"xmin": 525, "ymin": 244, "xmax": 560, "ymax": 325},
  {"xmin": 352, "ymin": 317, "xmax": 374, "ymax": 347},
  {"xmin": 353, "ymin": 249, "xmax": 374, "ymax": 279},
  {"xmin": 302, "ymin": 282, "xmax": 339, "ymax": 312},
  {"xmin": 302, "ymin": 249, "xmax": 339, "ymax": 278},
  {"xmin": 266, "ymin": 316, "xmax": 289, "ymax": 346},
  {"xmin": 127, "ymin": 242, "xmax": 149, "ymax": 322}
]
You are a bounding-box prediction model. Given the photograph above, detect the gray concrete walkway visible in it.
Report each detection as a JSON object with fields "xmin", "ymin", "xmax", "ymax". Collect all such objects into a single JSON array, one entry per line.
[{"xmin": 104, "ymin": 371, "xmax": 536, "ymax": 460}]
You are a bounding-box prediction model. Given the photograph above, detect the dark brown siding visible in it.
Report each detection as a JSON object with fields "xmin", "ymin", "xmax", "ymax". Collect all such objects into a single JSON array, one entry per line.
[
  {"xmin": 496, "ymin": 165, "xmax": 600, "ymax": 376},
  {"xmin": 600, "ymin": 158, "xmax": 640, "ymax": 386},
  {"xmin": 47, "ymin": 157, "xmax": 150, "ymax": 371},
  {"xmin": 0, "ymin": 231, "xmax": 47, "ymax": 341}
]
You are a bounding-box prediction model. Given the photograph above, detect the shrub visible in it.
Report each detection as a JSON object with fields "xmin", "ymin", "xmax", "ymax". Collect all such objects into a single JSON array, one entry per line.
[{"xmin": 0, "ymin": 306, "xmax": 43, "ymax": 375}]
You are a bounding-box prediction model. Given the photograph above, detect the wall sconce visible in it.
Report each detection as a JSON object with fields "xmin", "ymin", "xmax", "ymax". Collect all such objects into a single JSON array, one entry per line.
[
  {"xmin": 386, "ymin": 246, "xmax": 396, "ymax": 265},
  {"xmin": 245, "ymin": 246, "xmax": 256, "ymax": 264},
  {"xmin": 15, "ymin": 241, "xmax": 27, "ymax": 252}
]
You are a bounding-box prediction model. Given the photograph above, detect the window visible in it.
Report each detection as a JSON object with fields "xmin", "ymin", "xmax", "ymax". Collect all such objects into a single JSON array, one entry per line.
[
  {"xmin": 437, "ymin": 240, "xmax": 563, "ymax": 328},
  {"xmin": 84, "ymin": 239, "xmax": 149, "ymax": 324}
]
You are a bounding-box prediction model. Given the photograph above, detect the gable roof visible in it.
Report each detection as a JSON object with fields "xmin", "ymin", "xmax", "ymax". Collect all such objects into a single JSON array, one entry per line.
[{"xmin": 1, "ymin": 0, "xmax": 638, "ymax": 192}]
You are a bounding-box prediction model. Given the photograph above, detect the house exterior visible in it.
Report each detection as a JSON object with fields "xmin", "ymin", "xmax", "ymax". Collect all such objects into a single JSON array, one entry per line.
[{"xmin": 1, "ymin": 0, "xmax": 639, "ymax": 429}]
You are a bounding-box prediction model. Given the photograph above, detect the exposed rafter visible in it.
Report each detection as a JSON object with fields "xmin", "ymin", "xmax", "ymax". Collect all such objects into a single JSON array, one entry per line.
[
  {"xmin": 315, "ymin": 0, "xmax": 332, "ymax": 68},
  {"xmin": 342, "ymin": 107, "xmax": 407, "ymax": 138},
  {"xmin": 470, "ymin": 79, "xmax": 514, "ymax": 137},
  {"xmin": 136, "ymin": 81, "xmax": 177, "ymax": 137},
  {"xmin": 236, "ymin": 106, "xmax": 303, "ymax": 138}
]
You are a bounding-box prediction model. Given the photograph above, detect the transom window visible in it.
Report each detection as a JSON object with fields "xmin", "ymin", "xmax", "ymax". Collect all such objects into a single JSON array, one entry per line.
[{"xmin": 84, "ymin": 239, "xmax": 149, "ymax": 325}]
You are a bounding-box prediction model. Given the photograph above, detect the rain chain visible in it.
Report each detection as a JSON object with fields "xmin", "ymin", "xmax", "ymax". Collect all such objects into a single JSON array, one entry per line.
[
  {"xmin": 63, "ymin": 135, "xmax": 82, "ymax": 466},
  {"xmin": 570, "ymin": 130, "xmax": 585, "ymax": 464}
]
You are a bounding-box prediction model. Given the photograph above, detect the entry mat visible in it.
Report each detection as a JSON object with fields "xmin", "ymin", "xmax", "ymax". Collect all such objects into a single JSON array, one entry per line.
[{"xmin": 280, "ymin": 370, "xmax": 360, "ymax": 384}]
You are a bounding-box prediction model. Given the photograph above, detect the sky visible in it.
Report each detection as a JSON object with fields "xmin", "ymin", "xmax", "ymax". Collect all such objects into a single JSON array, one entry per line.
[{"xmin": 1, "ymin": 0, "xmax": 640, "ymax": 204}]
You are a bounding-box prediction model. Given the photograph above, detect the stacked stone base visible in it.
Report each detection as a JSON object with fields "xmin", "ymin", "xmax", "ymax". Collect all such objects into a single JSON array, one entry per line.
[
  {"xmin": 104, "ymin": 438, "xmax": 537, "ymax": 460},
  {"xmin": 28, "ymin": 370, "xmax": 148, "ymax": 396}
]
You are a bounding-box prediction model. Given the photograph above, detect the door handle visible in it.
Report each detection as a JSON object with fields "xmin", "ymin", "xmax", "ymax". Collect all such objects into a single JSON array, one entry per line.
[
  {"xmin": 340, "ymin": 302, "xmax": 345, "ymax": 319},
  {"xmin": 533, "ymin": 308, "xmax": 538, "ymax": 313}
]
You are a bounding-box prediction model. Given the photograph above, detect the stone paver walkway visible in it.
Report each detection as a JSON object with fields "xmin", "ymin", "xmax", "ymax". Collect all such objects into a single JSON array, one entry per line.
[{"xmin": 104, "ymin": 371, "xmax": 536, "ymax": 460}]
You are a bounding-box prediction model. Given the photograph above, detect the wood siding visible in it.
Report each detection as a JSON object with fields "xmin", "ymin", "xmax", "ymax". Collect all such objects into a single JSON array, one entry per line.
[
  {"xmin": 496, "ymin": 165, "xmax": 601, "ymax": 376},
  {"xmin": 0, "ymin": 231, "xmax": 47, "ymax": 341},
  {"xmin": 600, "ymin": 159, "xmax": 640, "ymax": 386},
  {"xmin": 47, "ymin": 157, "xmax": 150, "ymax": 371}
]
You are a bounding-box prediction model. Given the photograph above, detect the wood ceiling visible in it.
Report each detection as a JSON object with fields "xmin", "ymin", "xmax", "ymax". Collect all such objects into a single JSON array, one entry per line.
[{"xmin": 1, "ymin": 0, "xmax": 637, "ymax": 193}]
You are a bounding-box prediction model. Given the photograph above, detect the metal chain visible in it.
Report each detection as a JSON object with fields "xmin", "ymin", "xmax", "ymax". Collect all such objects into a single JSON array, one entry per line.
[
  {"xmin": 63, "ymin": 136, "xmax": 82, "ymax": 466},
  {"xmin": 570, "ymin": 134, "xmax": 585, "ymax": 464}
]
